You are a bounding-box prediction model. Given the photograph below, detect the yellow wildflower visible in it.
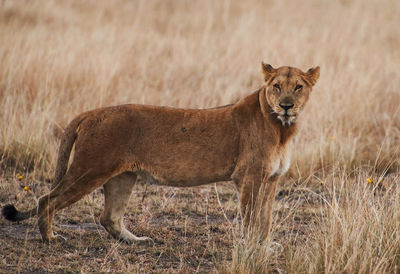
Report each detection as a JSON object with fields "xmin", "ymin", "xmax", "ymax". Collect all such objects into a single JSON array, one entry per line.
[
  {"xmin": 367, "ymin": 178, "xmax": 373, "ymax": 184},
  {"xmin": 17, "ymin": 173, "xmax": 23, "ymax": 181},
  {"xmin": 23, "ymin": 186, "xmax": 32, "ymax": 191}
]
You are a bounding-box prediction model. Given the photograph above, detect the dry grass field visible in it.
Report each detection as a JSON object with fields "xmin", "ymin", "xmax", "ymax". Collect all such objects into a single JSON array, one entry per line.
[{"xmin": 0, "ymin": 0, "xmax": 399, "ymax": 272}]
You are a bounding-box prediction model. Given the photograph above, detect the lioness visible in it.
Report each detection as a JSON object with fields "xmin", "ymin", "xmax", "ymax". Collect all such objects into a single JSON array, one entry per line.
[{"xmin": 2, "ymin": 63, "xmax": 319, "ymax": 244}]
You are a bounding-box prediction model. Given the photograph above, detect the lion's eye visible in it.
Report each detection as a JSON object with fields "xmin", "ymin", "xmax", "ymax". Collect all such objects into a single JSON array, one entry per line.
[
  {"xmin": 273, "ymin": 84, "xmax": 281, "ymax": 91},
  {"xmin": 295, "ymin": 84, "xmax": 303, "ymax": 91}
]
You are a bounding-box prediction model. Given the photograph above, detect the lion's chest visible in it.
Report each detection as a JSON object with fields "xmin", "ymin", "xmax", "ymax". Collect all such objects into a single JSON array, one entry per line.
[{"xmin": 269, "ymin": 149, "xmax": 291, "ymax": 178}]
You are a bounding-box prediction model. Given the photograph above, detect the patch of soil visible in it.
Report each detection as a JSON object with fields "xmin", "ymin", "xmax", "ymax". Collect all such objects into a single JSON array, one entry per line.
[{"xmin": 0, "ymin": 223, "xmax": 105, "ymax": 240}]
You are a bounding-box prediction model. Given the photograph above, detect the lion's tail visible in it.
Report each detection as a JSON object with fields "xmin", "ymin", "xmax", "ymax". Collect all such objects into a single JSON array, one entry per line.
[
  {"xmin": 2, "ymin": 204, "xmax": 38, "ymax": 222},
  {"xmin": 2, "ymin": 114, "xmax": 87, "ymax": 223},
  {"xmin": 52, "ymin": 113, "xmax": 86, "ymax": 188}
]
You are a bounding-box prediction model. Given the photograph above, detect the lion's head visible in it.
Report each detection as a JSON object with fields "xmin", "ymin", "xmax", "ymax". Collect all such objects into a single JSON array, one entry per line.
[{"xmin": 261, "ymin": 63, "xmax": 320, "ymax": 126}]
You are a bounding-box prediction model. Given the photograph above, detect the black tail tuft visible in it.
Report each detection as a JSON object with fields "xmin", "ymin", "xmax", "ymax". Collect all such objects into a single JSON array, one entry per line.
[{"xmin": 2, "ymin": 204, "xmax": 19, "ymax": 222}]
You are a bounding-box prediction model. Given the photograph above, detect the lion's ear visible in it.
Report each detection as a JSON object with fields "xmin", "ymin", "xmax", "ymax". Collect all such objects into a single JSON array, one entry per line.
[
  {"xmin": 261, "ymin": 62, "xmax": 276, "ymax": 82},
  {"xmin": 305, "ymin": 66, "xmax": 320, "ymax": 86}
]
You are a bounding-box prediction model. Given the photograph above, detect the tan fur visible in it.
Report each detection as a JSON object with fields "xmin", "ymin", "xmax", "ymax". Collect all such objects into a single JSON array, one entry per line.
[{"xmin": 5, "ymin": 63, "xmax": 319, "ymax": 244}]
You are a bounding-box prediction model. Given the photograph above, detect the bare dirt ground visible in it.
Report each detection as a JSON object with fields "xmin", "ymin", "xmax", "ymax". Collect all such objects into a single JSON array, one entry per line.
[
  {"xmin": 0, "ymin": 179, "xmax": 234, "ymax": 272},
  {"xmin": 0, "ymin": 175, "xmax": 325, "ymax": 273},
  {"xmin": 4, "ymin": 168, "xmax": 385, "ymax": 273}
]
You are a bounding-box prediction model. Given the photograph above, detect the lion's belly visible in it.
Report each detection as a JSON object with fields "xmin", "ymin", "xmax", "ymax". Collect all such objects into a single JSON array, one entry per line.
[
  {"xmin": 137, "ymin": 169, "xmax": 231, "ymax": 187},
  {"xmin": 133, "ymin": 144, "xmax": 237, "ymax": 187}
]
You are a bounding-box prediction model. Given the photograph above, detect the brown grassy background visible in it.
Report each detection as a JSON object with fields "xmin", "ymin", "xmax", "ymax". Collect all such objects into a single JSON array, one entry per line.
[{"xmin": 0, "ymin": 0, "xmax": 399, "ymax": 272}]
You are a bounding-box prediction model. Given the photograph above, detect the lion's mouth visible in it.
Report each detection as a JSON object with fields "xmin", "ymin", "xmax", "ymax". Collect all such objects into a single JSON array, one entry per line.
[{"xmin": 277, "ymin": 113, "xmax": 296, "ymax": 126}]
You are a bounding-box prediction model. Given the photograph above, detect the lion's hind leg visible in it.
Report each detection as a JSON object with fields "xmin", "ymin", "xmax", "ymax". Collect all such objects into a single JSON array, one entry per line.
[
  {"xmin": 38, "ymin": 169, "xmax": 110, "ymax": 243},
  {"xmin": 100, "ymin": 172, "xmax": 152, "ymax": 244}
]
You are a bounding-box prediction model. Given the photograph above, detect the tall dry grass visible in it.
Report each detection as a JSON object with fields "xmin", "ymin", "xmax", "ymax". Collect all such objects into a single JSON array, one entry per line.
[
  {"xmin": 0, "ymin": 0, "xmax": 399, "ymax": 272},
  {"xmin": 283, "ymin": 170, "xmax": 400, "ymax": 273},
  {"xmin": 1, "ymin": 0, "xmax": 399, "ymax": 175}
]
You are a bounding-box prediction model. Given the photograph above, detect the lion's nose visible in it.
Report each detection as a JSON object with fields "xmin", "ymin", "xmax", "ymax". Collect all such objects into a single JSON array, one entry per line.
[{"xmin": 279, "ymin": 103, "xmax": 294, "ymax": 110}]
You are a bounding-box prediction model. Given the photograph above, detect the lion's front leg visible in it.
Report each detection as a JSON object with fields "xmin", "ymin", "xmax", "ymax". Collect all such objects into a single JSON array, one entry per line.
[
  {"xmin": 237, "ymin": 174, "xmax": 280, "ymax": 241},
  {"xmin": 258, "ymin": 175, "xmax": 280, "ymax": 241}
]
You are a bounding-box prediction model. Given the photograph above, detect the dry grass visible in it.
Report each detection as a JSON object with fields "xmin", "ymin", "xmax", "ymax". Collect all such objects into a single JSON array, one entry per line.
[{"xmin": 0, "ymin": 0, "xmax": 399, "ymax": 272}]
